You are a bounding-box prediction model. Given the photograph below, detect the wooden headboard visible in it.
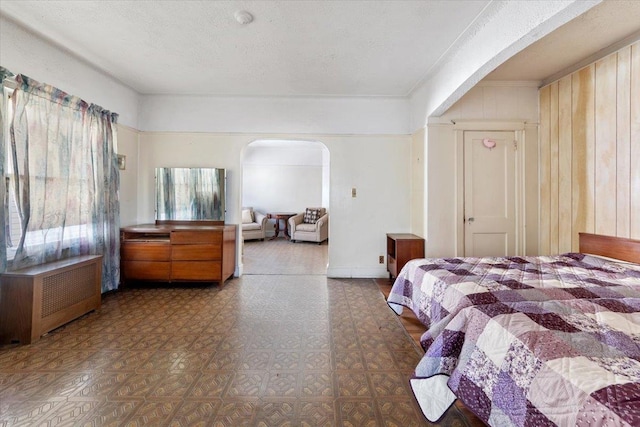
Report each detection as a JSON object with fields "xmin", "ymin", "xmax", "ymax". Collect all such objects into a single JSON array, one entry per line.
[{"xmin": 579, "ymin": 233, "xmax": 640, "ymax": 264}]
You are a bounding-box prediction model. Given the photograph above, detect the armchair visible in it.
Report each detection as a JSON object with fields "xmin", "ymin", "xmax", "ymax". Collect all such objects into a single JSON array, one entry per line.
[
  {"xmin": 288, "ymin": 207, "xmax": 328, "ymax": 244},
  {"xmin": 241, "ymin": 207, "xmax": 268, "ymax": 241}
]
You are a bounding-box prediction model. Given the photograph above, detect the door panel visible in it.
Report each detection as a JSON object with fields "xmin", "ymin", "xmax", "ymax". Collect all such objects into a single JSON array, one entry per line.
[{"xmin": 464, "ymin": 131, "xmax": 516, "ymax": 257}]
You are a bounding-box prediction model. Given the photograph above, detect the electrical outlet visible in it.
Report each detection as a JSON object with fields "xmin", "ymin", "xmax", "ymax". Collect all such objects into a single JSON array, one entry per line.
[{"xmin": 379, "ymin": 255, "xmax": 384, "ymax": 264}]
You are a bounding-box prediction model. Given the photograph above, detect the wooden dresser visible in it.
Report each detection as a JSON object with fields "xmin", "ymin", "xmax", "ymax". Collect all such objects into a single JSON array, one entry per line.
[{"xmin": 120, "ymin": 223, "xmax": 236, "ymax": 285}]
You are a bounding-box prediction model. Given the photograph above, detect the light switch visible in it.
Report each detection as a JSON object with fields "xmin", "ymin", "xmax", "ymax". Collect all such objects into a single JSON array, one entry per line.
[{"xmin": 352, "ymin": 188, "xmax": 356, "ymax": 198}]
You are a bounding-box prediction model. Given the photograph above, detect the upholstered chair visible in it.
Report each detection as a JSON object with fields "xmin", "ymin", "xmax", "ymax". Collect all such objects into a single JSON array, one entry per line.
[
  {"xmin": 288, "ymin": 207, "xmax": 328, "ymax": 244},
  {"xmin": 241, "ymin": 207, "xmax": 268, "ymax": 241}
]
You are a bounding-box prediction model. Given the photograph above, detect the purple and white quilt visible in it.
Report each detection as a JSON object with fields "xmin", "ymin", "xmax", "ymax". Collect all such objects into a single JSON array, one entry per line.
[
  {"xmin": 386, "ymin": 253, "xmax": 640, "ymax": 425},
  {"xmin": 387, "ymin": 253, "xmax": 640, "ymax": 338},
  {"xmin": 411, "ymin": 298, "xmax": 640, "ymax": 426}
]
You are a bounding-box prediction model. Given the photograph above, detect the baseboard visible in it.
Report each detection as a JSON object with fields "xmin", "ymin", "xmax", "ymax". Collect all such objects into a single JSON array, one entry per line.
[{"xmin": 327, "ymin": 266, "xmax": 389, "ymax": 278}]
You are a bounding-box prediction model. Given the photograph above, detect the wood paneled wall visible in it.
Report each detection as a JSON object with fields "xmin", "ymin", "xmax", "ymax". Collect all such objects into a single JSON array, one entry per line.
[{"xmin": 539, "ymin": 42, "xmax": 640, "ymax": 254}]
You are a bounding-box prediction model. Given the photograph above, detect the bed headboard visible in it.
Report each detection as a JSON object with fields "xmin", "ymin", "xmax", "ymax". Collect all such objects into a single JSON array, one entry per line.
[{"xmin": 579, "ymin": 233, "xmax": 640, "ymax": 264}]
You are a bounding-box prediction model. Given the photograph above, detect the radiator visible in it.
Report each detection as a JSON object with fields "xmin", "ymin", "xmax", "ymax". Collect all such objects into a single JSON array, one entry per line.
[{"xmin": 0, "ymin": 255, "xmax": 103, "ymax": 344}]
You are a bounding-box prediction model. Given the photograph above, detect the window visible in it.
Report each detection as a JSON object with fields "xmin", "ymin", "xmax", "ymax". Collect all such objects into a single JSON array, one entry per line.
[{"xmin": 2, "ymin": 74, "xmax": 120, "ymax": 292}]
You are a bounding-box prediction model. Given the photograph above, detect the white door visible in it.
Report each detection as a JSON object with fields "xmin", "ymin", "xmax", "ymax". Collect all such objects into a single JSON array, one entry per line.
[{"xmin": 464, "ymin": 131, "xmax": 516, "ymax": 257}]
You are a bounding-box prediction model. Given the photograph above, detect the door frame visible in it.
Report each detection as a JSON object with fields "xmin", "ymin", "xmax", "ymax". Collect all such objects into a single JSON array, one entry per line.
[{"xmin": 453, "ymin": 120, "xmax": 527, "ymax": 256}]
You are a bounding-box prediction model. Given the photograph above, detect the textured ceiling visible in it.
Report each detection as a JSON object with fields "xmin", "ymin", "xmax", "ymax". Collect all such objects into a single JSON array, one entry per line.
[
  {"xmin": 0, "ymin": 0, "xmax": 490, "ymax": 96},
  {"xmin": 1, "ymin": 1, "xmax": 639, "ymax": 98}
]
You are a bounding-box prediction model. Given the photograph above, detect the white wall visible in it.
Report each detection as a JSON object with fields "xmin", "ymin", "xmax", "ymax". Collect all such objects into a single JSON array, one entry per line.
[
  {"xmin": 243, "ymin": 141, "xmax": 327, "ymax": 236},
  {"xmin": 409, "ymin": 127, "xmax": 425, "ymax": 238},
  {"xmin": 0, "ymin": 16, "xmax": 140, "ymax": 128},
  {"xmin": 117, "ymin": 125, "xmax": 140, "ymax": 227},
  {"xmin": 137, "ymin": 132, "xmax": 411, "ymax": 278},
  {"xmin": 140, "ymin": 94, "xmax": 410, "ymax": 135},
  {"xmin": 415, "ymin": 82, "xmax": 540, "ymax": 257}
]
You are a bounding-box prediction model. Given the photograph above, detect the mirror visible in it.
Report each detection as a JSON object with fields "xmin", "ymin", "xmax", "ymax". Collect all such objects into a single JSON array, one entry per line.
[{"xmin": 155, "ymin": 168, "xmax": 226, "ymax": 222}]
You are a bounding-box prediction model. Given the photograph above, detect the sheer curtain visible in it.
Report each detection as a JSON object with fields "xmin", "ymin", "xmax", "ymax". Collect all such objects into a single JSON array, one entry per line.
[
  {"xmin": 4, "ymin": 74, "xmax": 120, "ymax": 292},
  {"xmin": 0, "ymin": 67, "xmax": 14, "ymax": 274}
]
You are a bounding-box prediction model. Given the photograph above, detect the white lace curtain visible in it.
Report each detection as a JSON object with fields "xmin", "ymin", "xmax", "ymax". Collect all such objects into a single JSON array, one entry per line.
[{"xmin": 1, "ymin": 73, "xmax": 120, "ymax": 292}]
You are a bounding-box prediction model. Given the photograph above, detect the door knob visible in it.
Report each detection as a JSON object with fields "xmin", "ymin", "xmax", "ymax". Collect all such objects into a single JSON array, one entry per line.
[{"xmin": 467, "ymin": 217, "xmax": 475, "ymax": 223}]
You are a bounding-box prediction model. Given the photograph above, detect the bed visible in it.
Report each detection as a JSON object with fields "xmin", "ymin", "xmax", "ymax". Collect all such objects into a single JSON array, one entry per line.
[{"xmin": 387, "ymin": 233, "xmax": 640, "ymax": 426}]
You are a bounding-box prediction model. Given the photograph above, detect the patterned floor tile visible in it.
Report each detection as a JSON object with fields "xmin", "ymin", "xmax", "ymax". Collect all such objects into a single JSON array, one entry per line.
[
  {"xmin": 137, "ymin": 350, "xmax": 181, "ymax": 372},
  {"xmin": 31, "ymin": 400, "xmax": 102, "ymax": 427},
  {"xmin": 187, "ymin": 372, "xmax": 233, "ymax": 398},
  {"xmin": 271, "ymin": 351, "xmax": 301, "ymax": 370},
  {"xmin": 148, "ymin": 372, "xmax": 199, "ymax": 398},
  {"xmin": 109, "ymin": 372, "xmax": 164, "ymax": 399},
  {"xmin": 100, "ymin": 350, "xmax": 154, "ymax": 371},
  {"xmin": 170, "ymin": 351, "xmax": 214, "ymax": 372},
  {"xmin": 203, "ymin": 350, "xmax": 242, "ymax": 371},
  {"xmin": 123, "ymin": 400, "xmax": 179, "ymax": 426},
  {"xmin": 210, "ymin": 400, "xmax": 259, "ymax": 426},
  {"xmin": 75, "ymin": 400, "xmax": 141, "ymax": 427},
  {"xmin": 166, "ymin": 399, "xmax": 221, "ymax": 427},
  {"xmin": 300, "ymin": 372, "xmax": 334, "ymax": 397},
  {"xmin": 336, "ymin": 398, "xmax": 378, "ymax": 426},
  {"xmin": 336, "ymin": 372, "xmax": 373, "ymax": 397},
  {"xmin": 225, "ymin": 371, "xmax": 268, "ymax": 397},
  {"xmin": 0, "ymin": 241, "xmax": 488, "ymax": 426},
  {"xmin": 265, "ymin": 372, "xmax": 300, "ymax": 397},
  {"xmin": 69, "ymin": 372, "xmax": 132, "ymax": 398},
  {"xmin": 188, "ymin": 334, "xmax": 225, "ymax": 351},
  {"xmin": 256, "ymin": 400, "xmax": 296, "ymax": 425},
  {"xmin": 0, "ymin": 371, "xmax": 67, "ymax": 400},
  {"xmin": 297, "ymin": 399, "xmax": 336, "ymax": 426},
  {"xmin": 239, "ymin": 350, "xmax": 273, "ymax": 370},
  {"xmin": 362, "ymin": 349, "xmax": 397, "ymax": 370},
  {"xmin": 334, "ymin": 351, "xmax": 366, "ymax": 370},
  {"xmin": 368, "ymin": 371, "xmax": 412, "ymax": 397},
  {"xmin": 302, "ymin": 351, "xmax": 332, "ymax": 370},
  {"xmin": 377, "ymin": 398, "xmax": 426, "ymax": 427}
]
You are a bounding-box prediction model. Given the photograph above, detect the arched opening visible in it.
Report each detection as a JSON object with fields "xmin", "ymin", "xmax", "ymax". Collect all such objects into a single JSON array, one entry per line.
[{"xmin": 240, "ymin": 139, "xmax": 330, "ymax": 275}]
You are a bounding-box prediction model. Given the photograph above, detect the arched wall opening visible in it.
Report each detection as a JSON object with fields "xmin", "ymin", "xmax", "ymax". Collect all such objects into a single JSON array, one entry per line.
[{"xmin": 239, "ymin": 139, "xmax": 330, "ymax": 274}]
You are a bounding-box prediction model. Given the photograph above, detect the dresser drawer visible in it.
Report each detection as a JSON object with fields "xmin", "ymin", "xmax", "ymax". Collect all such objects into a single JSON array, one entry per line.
[
  {"xmin": 123, "ymin": 261, "xmax": 171, "ymax": 280},
  {"xmin": 122, "ymin": 242, "xmax": 171, "ymax": 261},
  {"xmin": 171, "ymin": 230, "xmax": 221, "ymax": 245},
  {"xmin": 172, "ymin": 244, "xmax": 221, "ymax": 260},
  {"xmin": 171, "ymin": 261, "xmax": 221, "ymax": 281}
]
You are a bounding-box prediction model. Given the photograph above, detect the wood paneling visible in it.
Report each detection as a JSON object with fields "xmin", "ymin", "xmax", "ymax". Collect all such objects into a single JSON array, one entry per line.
[
  {"xmin": 617, "ymin": 46, "xmax": 631, "ymax": 238},
  {"xmin": 631, "ymin": 44, "xmax": 640, "ymax": 239},
  {"xmin": 558, "ymin": 76, "xmax": 572, "ymax": 253},
  {"xmin": 540, "ymin": 42, "xmax": 639, "ymax": 253},
  {"xmin": 571, "ymin": 65, "xmax": 595, "ymax": 251},
  {"xmin": 594, "ymin": 54, "xmax": 617, "ymax": 236},
  {"xmin": 539, "ymin": 85, "xmax": 551, "ymax": 254},
  {"xmin": 549, "ymin": 82, "xmax": 560, "ymax": 253}
]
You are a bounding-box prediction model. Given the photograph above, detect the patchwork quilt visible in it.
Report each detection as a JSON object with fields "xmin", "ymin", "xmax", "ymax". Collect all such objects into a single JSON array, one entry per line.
[
  {"xmin": 387, "ymin": 253, "xmax": 640, "ymax": 341},
  {"xmin": 412, "ymin": 298, "xmax": 640, "ymax": 426},
  {"xmin": 386, "ymin": 253, "xmax": 640, "ymax": 425}
]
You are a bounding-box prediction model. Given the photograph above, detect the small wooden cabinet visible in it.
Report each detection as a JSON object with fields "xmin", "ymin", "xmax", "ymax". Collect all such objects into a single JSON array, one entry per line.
[
  {"xmin": 121, "ymin": 224, "xmax": 236, "ymax": 285},
  {"xmin": 0, "ymin": 255, "xmax": 103, "ymax": 344},
  {"xmin": 386, "ymin": 233, "xmax": 425, "ymax": 279}
]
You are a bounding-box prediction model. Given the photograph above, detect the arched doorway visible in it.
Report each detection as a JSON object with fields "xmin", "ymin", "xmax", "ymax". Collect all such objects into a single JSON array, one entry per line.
[{"xmin": 240, "ymin": 139, "xmax": 330, "ymax": 275}]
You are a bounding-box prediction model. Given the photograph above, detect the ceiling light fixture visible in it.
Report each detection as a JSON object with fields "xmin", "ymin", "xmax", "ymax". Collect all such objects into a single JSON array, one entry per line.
[{"xmin": 234, "ymin": 10, "xmax": 253, "ymax": 25}]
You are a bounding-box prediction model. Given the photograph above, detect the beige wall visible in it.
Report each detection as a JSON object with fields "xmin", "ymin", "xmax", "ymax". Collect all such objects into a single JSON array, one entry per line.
[
  {"xmin": 539, "ymin": 42, "xmax": 640, "ymax": 254},
  {"xmin": 410, "ymin": 127, "xmax": 425, "ymax": 238},
  {"xmin": 116, "ymin": 124, "xmax": 139, "ymax": 227},
  {"xmin": 135, "ymin": 132, "xmax": 412, "ymax": 278},
  {"xmin": 420, "ymin": 82, "xmax": 540, "ymax": 257}
]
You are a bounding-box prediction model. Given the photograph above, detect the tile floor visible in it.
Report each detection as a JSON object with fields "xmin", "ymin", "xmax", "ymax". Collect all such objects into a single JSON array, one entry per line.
[{"xmin": 0, "ymin": 241, "xmax": 484, "ymax": 426}]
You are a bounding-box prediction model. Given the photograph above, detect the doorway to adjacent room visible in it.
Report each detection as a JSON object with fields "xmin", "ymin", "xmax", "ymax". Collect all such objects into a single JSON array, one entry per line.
[{"xmin": 241, "ymin": 139, "xmax": 330, "ymax": 275}]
